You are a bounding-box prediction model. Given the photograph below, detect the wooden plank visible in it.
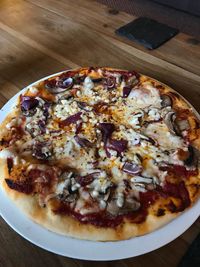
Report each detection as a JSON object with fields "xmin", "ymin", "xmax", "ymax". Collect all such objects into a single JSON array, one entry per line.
[
  {"xmin": 0, "ymin": 27, "xmax": 75, "ymax": 90},
  {"xmin": 26, "ymin": 0, "xmax": 200, "ymax": 76}
]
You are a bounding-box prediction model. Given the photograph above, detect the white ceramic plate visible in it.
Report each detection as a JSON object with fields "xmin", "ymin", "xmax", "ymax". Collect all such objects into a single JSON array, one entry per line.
[{"xmin": 0, "ymin": 72, "xmax": 199, "ymax": 261}]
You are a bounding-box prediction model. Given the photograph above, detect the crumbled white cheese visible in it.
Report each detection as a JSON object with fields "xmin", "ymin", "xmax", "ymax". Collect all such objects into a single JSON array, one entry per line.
[
  {"xmin": 98, "ymin": 148, "xmax": 106, "ymax": 158},
  {"xmin": 111, "ymin": 166, "xmax": 122, "ymax": 179},
  {"xmin": 79, "ymin": 206, "xmax": 99, "ymax": 215},
  {"xmin": 63, "ymin": 141, "xmax": 73, "ymax": 157},
  {"xmin": 107, "ymin": 149, "xmax": 118, "ymax": 158},
  {"xmin": 53, "ymin": 100, "xmax": 79, "ymax": 120}
]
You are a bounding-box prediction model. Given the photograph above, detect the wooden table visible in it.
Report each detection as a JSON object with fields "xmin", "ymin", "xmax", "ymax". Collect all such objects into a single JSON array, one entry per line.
[{"xmin": 0, "ymin": 0, "xmax": 199, "ymax": 266}]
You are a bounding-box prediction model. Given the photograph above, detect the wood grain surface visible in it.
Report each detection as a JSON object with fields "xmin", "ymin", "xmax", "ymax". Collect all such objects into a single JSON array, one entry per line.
[{"xmin": 0, "ymin": 0, "xmax": 199, "ymax": 266}]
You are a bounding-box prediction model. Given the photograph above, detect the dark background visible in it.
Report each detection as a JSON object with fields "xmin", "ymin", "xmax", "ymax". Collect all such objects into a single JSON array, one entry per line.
[{"xmin": 153, "ymin": 0, "xmax": 200, "ymax": 16}]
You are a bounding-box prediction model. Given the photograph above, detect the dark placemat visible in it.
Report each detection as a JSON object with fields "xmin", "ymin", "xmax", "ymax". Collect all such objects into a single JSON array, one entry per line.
[{"xmin": 116, "ymin": 17, "xmax": 179, "ymax": 49}]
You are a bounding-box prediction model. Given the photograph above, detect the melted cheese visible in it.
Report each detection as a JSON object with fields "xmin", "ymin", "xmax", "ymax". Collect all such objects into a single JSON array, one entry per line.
[
  {"xmin": 128, "ymin": 84, "xmax": 161, "ymax": 108},
  {"xmin": 144, "ymin": 122, "xmax": 185, "ymax": 150}
]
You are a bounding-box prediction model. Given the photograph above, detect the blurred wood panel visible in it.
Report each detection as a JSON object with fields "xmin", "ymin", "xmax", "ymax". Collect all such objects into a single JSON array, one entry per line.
[{"xmin": 0, "ymin": 0, "xmax": 199, "ymax": 266}]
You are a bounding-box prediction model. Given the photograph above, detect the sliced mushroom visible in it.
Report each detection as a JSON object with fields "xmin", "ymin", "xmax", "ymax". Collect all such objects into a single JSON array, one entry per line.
[
  {"xmin": 139, "ymin": 133, "xmax": 157, "ymax": 145},
  {"xmin": 164, "ymin": 111, "xmax": 181, "ymax": 135},
  {"xmin": 57, "ymin": 174, "xmax": 78, "ymax": 203},
  {"xmin": 132, "ymin": 183, "xmax": 147, "ymax": 192},
  {"xmin": 131, "ymin": 176, "xmax": 153, "ymax": 184},
  {"xmin": 121, "ymin": 197, "xmax": 140, "ymax": 214},
  {"xmin": 184, "ymin": 146, "xmax": 200, "ymax": 167},
  {"xmin": 176, "ymin": 119, "xmax": 190, "ymax": 132},
  {"xmin": 161, "ymin": 94, "xmax": 172, "ymax": 108},
  {"xmin": 107, "ymin": 195, "xmax": 140, "ymax": 215},
  {"xmin": 106, "ymin": 199, "xmax": 120, "ymax": 215},
  {"xmin": 122, "ymin": 162, "xmax": 142, "ymax": 175},
  {"xmin": 64, "ymin": 193, "xmax": 78, "ymax": 203}
]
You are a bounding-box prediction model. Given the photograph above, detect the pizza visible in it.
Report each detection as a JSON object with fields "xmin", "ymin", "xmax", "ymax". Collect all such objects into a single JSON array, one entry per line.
[{"xmin": 0, "ymin": 67, "xmax": 200, "ymax": 241}]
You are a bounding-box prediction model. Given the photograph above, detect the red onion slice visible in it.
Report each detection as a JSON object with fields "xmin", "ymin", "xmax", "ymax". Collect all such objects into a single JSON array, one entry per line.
[
  {"xmin": 60, "ymin": 112, "xmax": 82, "ymax": 126},
  {"xmin": 45, "ymin": 78, "xmax": 73, "ymax": 94},
  {"xmin": 38, "ymin": 120, "xmax": 46, "ymax": 134},
  {"xmin": 74, "ymin": 135, "xmax": 93, "ymax": 148},
  {"xmin": 122, "ymin": 162, "xmax": 142, "ymax": 175},
  {"xmin": 75, "ymin": 121, "xmax": 83, "ymax": 134},
  {"xmin": 21, "ymin": 98, "xmax": 39, "ymax": 111},
  {"xmin": 98, "ymin": 123, "xmax": 115, "ymax": 143},
  {"xmin": 98, "ymin": 123, "xmax": 115, "ymax": 157},
  {"xmin": 122, "ymin": 86, "xmax": 132, "ymax": 98},
  {"xmin": 21, "ymin": 97, "xmax": 39, "ymax": 117},
  {"xmin": 107, "ymin": 139, "xmax": 128, "ymax": 154}
]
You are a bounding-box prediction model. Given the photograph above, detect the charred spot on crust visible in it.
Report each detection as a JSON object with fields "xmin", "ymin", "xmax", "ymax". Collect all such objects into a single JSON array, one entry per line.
[
  {"xmin": 0, "ymin": 138, "xmax": 10, "ymax": 147},
  {"xmin": 5, "ymin": 178, "xmax": 33, "ymax": 194},
  {"xmin": 156, "ymin": 208, "xmax": 165, "ymax": 217},
  {"xmin": 7, "ymin": 158, "xmax": 13, "ymax": 174},
  {"xmin": 166, "ymin": 200, "xmax": 177, "ymax": 213}
]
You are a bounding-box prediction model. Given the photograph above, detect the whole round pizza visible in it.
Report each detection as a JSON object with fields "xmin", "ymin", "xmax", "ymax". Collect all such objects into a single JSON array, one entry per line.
[{"xmin": 0, "ymin": 67, "xmax": 199, "ymax": 241}]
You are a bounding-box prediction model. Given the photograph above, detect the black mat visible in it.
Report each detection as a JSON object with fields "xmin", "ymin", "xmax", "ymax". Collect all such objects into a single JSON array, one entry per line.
[{"xmin": 115, "ymin": 17, "xmax": 179, "ymax": 49}]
